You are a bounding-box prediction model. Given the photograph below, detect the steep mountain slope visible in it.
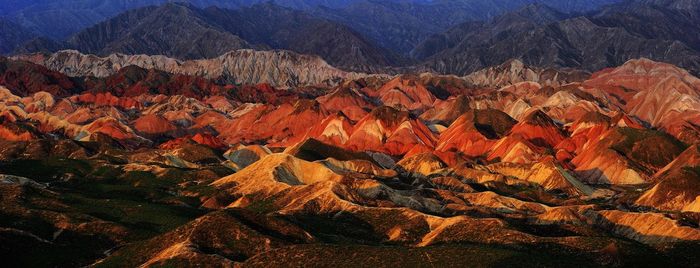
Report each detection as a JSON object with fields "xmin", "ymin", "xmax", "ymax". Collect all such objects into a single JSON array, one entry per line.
[
  {"xmin": 435, "ymin": 108, "xmax": 516, "ymax": 158},
  {"xmin": 310, "ymin": 0, "xmax": 621, "ymax": 56},
  {"xmin": 3, "ymin": 0, "xmax": 297, "ymax": 39},
  {"xmin": 636, "ymin": 145, "xmax": 700, "ymax": 212},
  {"xmin": 66, "ymin": 4, "xmax": 252, "ymax": 60},
  {"xmin": 343, "ymin": 106, "xmax": 437, "ymax": 155},
  {"xmin": 4, "ymin": 0, "xmax": 621, "ymax": 55},
  {"xmin": 22, "ymin": 3, "xmax": 400, "ymax": 72},
  {"xmin": 202, "ymin": 3, "xmax": 404, "ymax": 72},
  {"xmin": 634, "ymin": 0, "xmax": 700, "ymax": 12},
  {"xmin": 0, "ymin": 57, "xmax": 79, "ymax": 96},
  {"xmin": 591, "ymin": 1, "xmax": 700, "ymax": 52},
  {"xmin": 6, "ymin": 0, "xmax": 171, "ymax": 39},
  {"xmin": 0, "ymin": 18, "xmax": 36, "ymax": 54},
  {"xmin": 411, "ymin": 3, "xmax": 569, "ymax": 61},
  {"xmin": 10, "ymin": 0, "xmax": 666, "ymax": 74},
  {"xmin": 415, "ymin": 2, "xmax": 700, "ymax": 75},
  {"xmin": 11, "ymin": 37, "xmax": 66, "ymax": 55}
]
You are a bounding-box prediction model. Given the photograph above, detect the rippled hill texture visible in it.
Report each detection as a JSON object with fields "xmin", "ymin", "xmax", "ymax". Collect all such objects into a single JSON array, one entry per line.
[
  {"xmin": 2, "ymin": 0, "xmax": 700, "ymax": 267},
  {"xmin": 2, "ymin": 50, "xmax": 700, "ymax": 267}
]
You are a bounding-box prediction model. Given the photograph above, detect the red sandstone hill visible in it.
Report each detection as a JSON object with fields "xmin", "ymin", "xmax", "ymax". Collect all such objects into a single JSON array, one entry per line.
[
  {"xmin": 636, "ymin": 145, "xmax": 700, "ymax": 212},
  {"xmin": 0, "ymin": 57, "xmax": 78, "ymax": 97},
  {"xmin": 436, "ymin": 109, "xmax": 516, "ymax": 158},
  {"xmin": 2, "ymin": 56, "xmax": 700, "ymax": 267},
  {"xmin": 344, "ymin": 106, "xmax": 437, "ymax": 156},
  {"xmin": 583, "ymin": 58, "xmax": 700, "ymax": 143}
]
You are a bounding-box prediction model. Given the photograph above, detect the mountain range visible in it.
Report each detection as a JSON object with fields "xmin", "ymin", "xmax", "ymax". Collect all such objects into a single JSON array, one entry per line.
[
  {"xmin": 415, "ymin": 2, "xmax": 700, "ymax": 74},
  {"xmin": 0, "ymin": 0, "xmax": 355, "ymax": 40},
  {"xmin": 19, "ymin": 3, "xmax": 403, "ymax": 73},
  {"xmin": 2, "ymin": 1, "xmax": 700, "ymax": 267},
  {"xmin": 1, "ymin": 0, "xmax": 619, "ymax": 40},
  {"xmin": 309, "ymin": 0, "xmax": 622, "ymax": 55},
  {"xmin": 6, "ymin": 0, "xmax": 700, "ymax": 75}
]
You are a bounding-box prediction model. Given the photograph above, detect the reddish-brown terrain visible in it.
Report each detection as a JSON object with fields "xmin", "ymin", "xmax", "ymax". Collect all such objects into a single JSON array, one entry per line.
[{"xmin": 1, "ymin": 54, "xmax": 700, "ymax": 267}]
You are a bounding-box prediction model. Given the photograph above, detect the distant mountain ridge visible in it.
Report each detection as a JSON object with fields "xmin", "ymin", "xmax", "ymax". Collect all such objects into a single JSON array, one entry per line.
[
  {"xmin": 1, "ymin": 0, "xmax": 357, "ymax": 40},
  {"xmin": 6, "ymin": 0, "xmax": 700, "ymax": 76},
  {"xmin": 413, "ymin": 2, "xmax": 700, "ymax": 75},
  {"xmin": 0, "ymin": 18, "xmax": 36, "ymax": 54},
  {"xmin": 12, "ymin": 49, "xmax": 375, "ymax": 88},
  {"xmin": 2, "ymin": 0, "xmax": 623, "ymax": 60},
  {"xmin": 307, "ymin": 0, "xmax": 622, "ymax": 55},
  {"xmin": 23, "ymin": 3, "xmax": 402, "ymax": 72},
  {"xmin": 66, "ymin": 4, "xmax": 253, "ymax": 60}
]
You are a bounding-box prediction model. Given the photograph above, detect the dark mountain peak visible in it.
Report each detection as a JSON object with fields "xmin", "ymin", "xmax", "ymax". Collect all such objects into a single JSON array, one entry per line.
[
  {"xmin": 471, "ymin": 108, "xmax": 517, "ymax": 138},
  {"xmin": 248, "ymin": 1, "xmax": 292, "ymax": 10},
  {"xmin": 514, "ymin": 3, "xmax": 568, "ymax": 22},
  {"xmin": 369, "ymin": 105, "xmax": 410, "ymax": 124},
  {"xmin": 497, "ymin": 58, "xmax": 527, "ymax": 70},
  {"xmin": 592, "ymin": 0, "xmax": 700, "ymax": 51},
  {"xmin": 493, "ymin": 2, "xmax": 568, "ymax": 26},
  {"xmin": 151, "ymin": 2, "xmax": 210, "ymax": 20},
  {"xmin": 114, "ymin": 64, "xmax": 152, "ymax": 80},
  {"xmin": 634, "ymin": 0, "xmax": 700, "ymax": 11},
  {"xmin": 60, "ymin": 2, "xmax": 251, "ymax": 60},
  {"xmin": 577, "ymin": 111, "xmax": 612, "ymax": 125},
  {"xmin": 159, "ymin": 1, "xmax": 196, "ymax": 9},
  {"xmin": 558, "ymin": 15, "xmax": 595, "ymax": 27},
  {"xmin": 522, "ymin": 109, "xmax": 557, "ymax": 127}
]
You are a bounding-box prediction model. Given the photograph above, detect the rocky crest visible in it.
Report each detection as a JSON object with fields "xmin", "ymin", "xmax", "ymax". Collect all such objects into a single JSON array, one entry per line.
[{"xmin": 14, "ymin": 49, "xmax": 375, "ymax": 88}]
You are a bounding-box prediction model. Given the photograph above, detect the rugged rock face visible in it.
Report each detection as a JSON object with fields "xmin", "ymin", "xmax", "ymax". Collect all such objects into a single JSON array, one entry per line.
[
  {"xmin": 223, "ymin": 144, "xmax": 272, "ymax": 171},
  {"xmin": 14, "ymin": 49, "xmax": 372, "ymax": 88},
  {"xmin": 312, "ymin": 0, "xmax": 621, "ymax": 57},
  {"xmin": 414, "ymin": 2, "xmax": 700, "ymax": 75},
  {"xmin": 464, "ymin": 59, "xmax": 590, "ymax": 88},
  {"xmin": 97, "ymin": 209, "xmax": 315, "ymax": 267},
  {"xmin": 1, "ymin": 1, "xmax": 360, "ymax": 40},
  {"xmin": 316, "ymin": 86, "xmax": 375, "ymax": 122},
  {"xmin": 489, "ymin": 160, "xmax": 595, "ymax": 197},
  {"xmin": 509, "ymin": 109, "xmax": 566, "ymax": 148},
  {"xmin": 133, "ymin": 114, "xmax": 177, "ymax": 136},
  {"xmin": 66, "ymin": 3, "xmax": 252, "ymax": 61},
  {"xmin": 2, "ymin": 0, "xmax": 620, "ymax": 58}
]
